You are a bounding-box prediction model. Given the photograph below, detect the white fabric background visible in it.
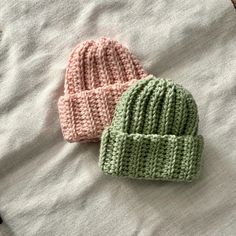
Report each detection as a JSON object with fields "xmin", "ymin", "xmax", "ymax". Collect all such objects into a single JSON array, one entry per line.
[{"xmin": 0, "ymin": 0, "xmax": 236, "ymax": 235}]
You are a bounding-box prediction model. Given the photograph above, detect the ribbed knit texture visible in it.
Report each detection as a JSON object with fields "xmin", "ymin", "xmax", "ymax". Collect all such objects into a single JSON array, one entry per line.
[
  {"xmin": 99, "ymin": 75, "xmax": 204, "ymax": 182},
  {"xmin": 58, "ymin": 38, "xmax": 147, "ymax": 142}
]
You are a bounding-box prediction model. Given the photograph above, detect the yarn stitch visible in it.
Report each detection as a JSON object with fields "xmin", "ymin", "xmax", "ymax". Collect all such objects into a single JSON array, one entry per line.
[
  {"xmin": 58, "ymin": 38, "xmax": 147, "ymax": 142},
  {"xmin": 99, "ymin": 75, "xmax": 204, "ymax": 182}
]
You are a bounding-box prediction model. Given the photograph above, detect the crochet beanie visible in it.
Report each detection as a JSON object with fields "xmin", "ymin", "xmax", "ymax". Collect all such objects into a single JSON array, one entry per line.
[
  {"xmin": 58, "ymin": 38, "xmax": 147, "ymax": 142},
  {"xmin": 99, "ymin": 75, "xmax": 204, "ymax": 182}
]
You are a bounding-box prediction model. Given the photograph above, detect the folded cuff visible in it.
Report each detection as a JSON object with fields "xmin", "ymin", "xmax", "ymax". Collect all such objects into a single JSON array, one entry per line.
[
  {"xmin": 99, "ymin": 128, "xmax": 204, "ymax": 182},
  {"xmin": 58, "ymin": 80, "xmax": 137, "ymax": 142}
]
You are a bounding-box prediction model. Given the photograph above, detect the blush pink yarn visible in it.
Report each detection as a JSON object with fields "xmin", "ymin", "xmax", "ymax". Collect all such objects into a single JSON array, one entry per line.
[{"xmin": 58, "ymin": 38, "xmax": 147, "ymax": 142}]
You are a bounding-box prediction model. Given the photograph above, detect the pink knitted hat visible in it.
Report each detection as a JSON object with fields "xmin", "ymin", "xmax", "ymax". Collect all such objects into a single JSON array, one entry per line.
[{"xmin": 58, "ymin": 38, "xmax": 147, "ymax": 142}]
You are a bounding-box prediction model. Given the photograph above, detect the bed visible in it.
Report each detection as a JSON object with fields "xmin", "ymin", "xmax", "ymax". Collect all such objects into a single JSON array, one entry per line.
[{"xmin": 0, "ymin": 0, "xmax": 236, "ymax": 235}]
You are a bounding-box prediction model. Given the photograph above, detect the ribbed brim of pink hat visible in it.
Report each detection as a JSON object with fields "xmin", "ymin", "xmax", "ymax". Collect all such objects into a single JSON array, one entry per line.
[{"xmin": 58, "ymin": 79, "xmax": 138, "ymax": 142}]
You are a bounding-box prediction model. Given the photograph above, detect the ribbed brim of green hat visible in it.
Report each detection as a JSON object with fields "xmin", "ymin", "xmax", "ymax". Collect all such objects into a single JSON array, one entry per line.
[{"xmin": 99, "ymin": 128, "xmax": 204, "ymax": 182}]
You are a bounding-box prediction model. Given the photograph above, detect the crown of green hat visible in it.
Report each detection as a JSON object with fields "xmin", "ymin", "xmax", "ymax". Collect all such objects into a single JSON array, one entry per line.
[{"xmin": 99, "ymin": 75, "xmax": 204, "ymax": 182}]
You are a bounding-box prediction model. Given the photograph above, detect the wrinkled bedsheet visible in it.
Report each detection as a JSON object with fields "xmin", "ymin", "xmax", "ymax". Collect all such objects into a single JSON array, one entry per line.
[{"xmin": 0, "ymin": 0, "xmax": 236, "ymax": 235}]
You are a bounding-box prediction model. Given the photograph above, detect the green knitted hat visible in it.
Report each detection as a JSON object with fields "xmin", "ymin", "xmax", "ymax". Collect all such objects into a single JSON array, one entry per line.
[{"xmin": 99, "ymin": 75, "xmax": 204, "ymax": 182}]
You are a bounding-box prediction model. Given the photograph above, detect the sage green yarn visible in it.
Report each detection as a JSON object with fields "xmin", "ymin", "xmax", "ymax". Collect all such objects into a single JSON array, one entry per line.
[{"xmin": 99, "ymin": 75, "xmax": 204, "ymax": 182}]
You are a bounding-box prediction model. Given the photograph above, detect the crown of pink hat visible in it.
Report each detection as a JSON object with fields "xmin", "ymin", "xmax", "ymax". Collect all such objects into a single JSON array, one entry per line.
[{"xmin": 58, "ymin": 37, "xmax": 147, "ymax": 142}]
